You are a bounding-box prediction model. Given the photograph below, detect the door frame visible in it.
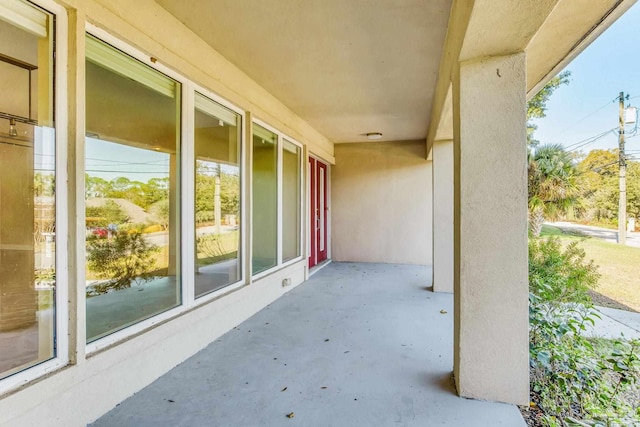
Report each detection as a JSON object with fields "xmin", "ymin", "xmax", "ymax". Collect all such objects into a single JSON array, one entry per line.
[{"xmin": 308, "ymin": 155, "xmax": 330, "ymax": 269}]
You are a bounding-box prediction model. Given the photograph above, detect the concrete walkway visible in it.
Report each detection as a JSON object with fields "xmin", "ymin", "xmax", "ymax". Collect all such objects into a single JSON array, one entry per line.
[
  {"xmin": 548, "ymin": 221, "xmax": 640, "ymax": 247},
  {"xmin": 587, "ymin": 306, "xmax": 640, "ymax": 340},
  {"xmin": 91, "ymin": 263, "xmax": 526, "ymax": 427}
]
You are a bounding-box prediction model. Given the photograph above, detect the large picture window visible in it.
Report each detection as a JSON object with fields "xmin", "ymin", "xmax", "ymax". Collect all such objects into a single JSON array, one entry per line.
[
  {"xmin": 282, "ymin": 139, "xmax": 301, "ymax": 262},
  {"xmin": 194, "ymin": 93, "xmax": 241, "ymax": 297},
  {"xmin": 84, "ymin": 34, "xmax": 181, "ymax": 342},
  {"xmin": 0, "ymin": 0, "xmax": 56, "ymax": 380},
  {"xmin": 251, "ymin": 123, "xmax": 303, "ymax": 275},
  {"xmin": 252, "ymin": 124, "xmax": 278, "ymax": 275}
]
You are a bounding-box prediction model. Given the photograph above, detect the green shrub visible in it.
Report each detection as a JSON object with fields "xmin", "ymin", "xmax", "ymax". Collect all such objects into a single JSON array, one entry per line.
[
  {"xmin": 528, "ymin": 237, "xmax": 640, "ymax": 426},
  {"xmin": 195, "ymin": 210, "xmax": 214, "ymax": 224},
  {"xmin": 529, "ymin": 237, "xmax": 600, "ymax": 304},
  {"xmin": 530, "ymin": 299, "xmax": 640, "ymax": 426}
]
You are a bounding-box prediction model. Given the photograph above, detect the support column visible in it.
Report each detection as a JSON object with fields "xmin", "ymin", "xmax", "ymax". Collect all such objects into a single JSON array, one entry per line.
[
  {"xmin": 432, "ymin": 139, "xmax": 454, "ymax": 293},
  {"xmin": 452, "ymin": 53, "xmax": 529, "ymax": 405}
]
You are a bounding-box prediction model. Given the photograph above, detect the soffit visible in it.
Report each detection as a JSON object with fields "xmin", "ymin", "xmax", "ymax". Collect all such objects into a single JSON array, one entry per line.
[
  {"xmin": 458, "ymin": 0, "xmax": 630, "ymax": 94},
  {"xmin": 427, "ymin": 0, "xmax": 632, "ymax": 151},
  {"xmin": 155, "ymin": 0, "xmax": 452, "ymax": 143},
  {"xmin": 526, "ymin": 0, "xmax": 628, "ymax": 94},
  {"xmin": 459, "ymin": 0, "xmax": 559, "ymax": 62}
]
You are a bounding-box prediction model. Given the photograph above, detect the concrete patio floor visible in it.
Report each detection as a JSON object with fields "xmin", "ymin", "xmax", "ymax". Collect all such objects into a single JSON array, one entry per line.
[{"xmin": 90, "ymin": 263, "xmax": 526, "ymax": 427}]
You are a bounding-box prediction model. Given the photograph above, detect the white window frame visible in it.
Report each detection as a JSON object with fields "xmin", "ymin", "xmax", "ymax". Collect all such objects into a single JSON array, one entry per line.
[
  {"xmin": 189, "ymin": 83, "xmax": 248, "ymax": 306},
  {"xmin": 280, "ymin": 137, "xmax": 304, "ymax": 268},
  {"xmin": 251, "ymin": 118, "xmax": 304, "ymax": 280},
  {"xmin": 250, "ymin": 118, "xmax": 280, "ymax": 280},
  {"xmin": 84, "ymin": 24, "xmax": 190, "ymax": 354},
  {"xmin": 0, "ymin": 0, "xmax": 69, "ymax": 394},
  {"xmin": 83, "ymin": 24, "xmax": 254, "ymax": 353}
]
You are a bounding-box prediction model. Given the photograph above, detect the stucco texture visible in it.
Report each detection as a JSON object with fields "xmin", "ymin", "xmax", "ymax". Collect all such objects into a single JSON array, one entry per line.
[
  {"xmin": 453, "ymin": 53, "xmax": 529, "ymax": 405},
  {"xmin": 332, "ymin": 141, "xmax": 432, "ymax": 265}
]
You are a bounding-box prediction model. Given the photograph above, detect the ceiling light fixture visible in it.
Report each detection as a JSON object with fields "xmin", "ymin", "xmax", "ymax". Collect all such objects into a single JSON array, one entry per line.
[{"xmin": 366, "ymin": 132, "xmax": 383, "ymax": 140}]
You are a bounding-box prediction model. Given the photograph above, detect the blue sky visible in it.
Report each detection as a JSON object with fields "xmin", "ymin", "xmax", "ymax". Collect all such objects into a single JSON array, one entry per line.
[
  {"xmin": 532, "ymin": 2, "xmax": 640, "ymax": 160},
  {"xmin": 85, "ymin": 137, "xmax": 170, "ymax": 182}
]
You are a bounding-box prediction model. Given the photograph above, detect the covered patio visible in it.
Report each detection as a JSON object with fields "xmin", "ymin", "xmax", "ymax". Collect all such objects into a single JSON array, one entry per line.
[
  {"xmin": 91, "ymin": 263, "xmax": 525, "ymax": 427},
  {"xmin": 1, "ymin": 1, "xmax": 637, "ymax": 425}
]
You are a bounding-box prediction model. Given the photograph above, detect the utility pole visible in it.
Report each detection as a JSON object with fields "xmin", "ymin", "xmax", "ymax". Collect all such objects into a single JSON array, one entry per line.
[{"xmin": 618, "ymin": 91, "xmax": 627, "ymax": 245}]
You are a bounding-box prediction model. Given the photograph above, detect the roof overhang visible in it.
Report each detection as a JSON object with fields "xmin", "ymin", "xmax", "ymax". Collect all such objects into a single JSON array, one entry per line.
[{"xmin": 426, "ymin": 0, "xmax": 637, "ymax": 153}]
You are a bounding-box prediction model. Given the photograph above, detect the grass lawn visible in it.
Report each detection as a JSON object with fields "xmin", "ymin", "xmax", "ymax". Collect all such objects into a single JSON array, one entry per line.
[
  {"xmin": 540, "ymin": 224, "xmax": 640, "ymax": 312},
  {"xmin": 196, "ymin": 230, "xmax": 239, "ymax": 266}
]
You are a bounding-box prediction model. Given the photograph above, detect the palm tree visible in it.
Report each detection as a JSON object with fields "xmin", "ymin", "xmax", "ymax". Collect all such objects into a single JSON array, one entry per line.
[{"xmin": 528, "ymin": 143, "xmax": 580, "ymax": 236}]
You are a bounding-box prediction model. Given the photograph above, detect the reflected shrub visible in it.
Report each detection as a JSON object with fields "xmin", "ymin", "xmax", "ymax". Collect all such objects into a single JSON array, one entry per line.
[{"xmin": 86, "ymin": 231, "xmax": 159, "ymax": 295}]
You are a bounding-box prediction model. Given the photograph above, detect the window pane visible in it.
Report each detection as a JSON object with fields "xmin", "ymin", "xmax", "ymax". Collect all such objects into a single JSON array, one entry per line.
[
  {"xmin": 0, "ymin": 0, "xmax": 56, "ymax": 380},
  {"xmin": 282, "ymin": 140, "xmax": 301, "ymax": 262},
  {"xmin": 252, "ymin": 124, "xmax": 277, "ymax": 274},
  {"xmin": 85, "ymin": 35, "xmax": 181, "ymax": 342},
  {"xmin": 194, "ymin": 93, "xmax": 241, "ymax": 297}
]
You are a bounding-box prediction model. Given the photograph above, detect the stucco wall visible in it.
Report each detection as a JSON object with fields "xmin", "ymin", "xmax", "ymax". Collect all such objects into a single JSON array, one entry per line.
[
  {"xmin": 0, "ymin": 1, "xmax": 325, "ymax": 425},
  {"xmin": 332, "ymin": 141, "xmax": 432, "ymax": 265}
]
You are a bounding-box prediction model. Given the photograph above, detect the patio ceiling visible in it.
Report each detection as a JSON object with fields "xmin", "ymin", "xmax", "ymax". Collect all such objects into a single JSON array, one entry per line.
[
  {"xmin": 154, "ymin": 0, "xmax": 452, "ymax": 144},
  {"xmin": 154, "ymin": 0, "xmax": 636, "ymax": 149}
]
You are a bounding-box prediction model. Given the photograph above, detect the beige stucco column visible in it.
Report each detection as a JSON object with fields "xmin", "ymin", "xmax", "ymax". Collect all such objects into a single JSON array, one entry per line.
[
  {"xmin": 452, "ymin": 52, "xmax": 529, "ymax": 405},
  {"xmin": 432, "ymin": 139, "xmax": 454, "ymax": 293}
]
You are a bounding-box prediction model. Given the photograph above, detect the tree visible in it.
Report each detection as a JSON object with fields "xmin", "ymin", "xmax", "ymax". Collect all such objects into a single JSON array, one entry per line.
[
  {"xmin": 86, "ymin": 200, "xmax": 129, "ymax": 227},
  {"xmin": 528, "ymin": 144, "xmax": 580, "ymax": 236},
  {"xmin": 86, "ymin": 174, "xmax": 169, "ymax": 210},
  {"xmin": 526, "ymin": 72, "xmax": 575, "ymax": 235},
  {"xmin": 85, "ymin": 174, "xmax": 110, "ymax": 198},
  {"xmin": 527, "ymin": 71, "xmax": 571, "ymax": 148},
  {"xmin": 149, "ymin": 198, "xmax": 170, "ymax": 230},
  {"xmin": 140, "ymin": 178, "xmax": 169, "ymax": 209},
  {"xmin": 220, "ymin": 172, "xmax": 240, "ymax": 216},
  {"xmin": 86, "ymin": 231, "xmax": 159, "ymax": 294},
  {"xmin": 577, "ymin": 149, "xmax": 640, "ymax": 225},
  {"xmin": 576, "ymin": 150, "xmax": 618, "ymax": 223},
  {"xmin": 34, "ymin": 172, "xmax": 55, "ymax": 197},
  {"xmin": 195, "ymin": 161, "xmax": 240, "ymax": 224}
]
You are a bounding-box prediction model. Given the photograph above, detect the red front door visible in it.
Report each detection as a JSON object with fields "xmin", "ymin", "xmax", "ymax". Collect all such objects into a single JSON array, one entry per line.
[{"xmin": 309, "ymin": 157, "xmax": 328, "ymax": 268}]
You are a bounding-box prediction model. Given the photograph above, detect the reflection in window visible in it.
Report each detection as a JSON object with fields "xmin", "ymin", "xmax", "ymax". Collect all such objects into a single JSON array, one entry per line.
[
  {"xmin": 0, "ymin": 0, "xmax": 56, "ymax": 380},
  {"xmin": 85, "ymin": 34, "xmax": 181, "ymax": 342},
  {"xmin": 194, "ymin": 93, "xmax": 241, "ymax": 297},
  {"xmin": 252, "ymin": 125, "xmax": 278, "ymax": 275},
  {"xmin": 282, "ymin": 140, "xmax": 301, "ymax": 262}
]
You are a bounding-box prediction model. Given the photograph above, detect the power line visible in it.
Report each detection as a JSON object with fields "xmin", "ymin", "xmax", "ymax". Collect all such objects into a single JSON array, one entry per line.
[
  {"xmin": 85, "ymin": 169, "xmax": 169, "ymax": 174},
  {"xmin": 35, "ymin": 152, "xmax": 169, "ymax": 166},
  {"xmin": 555, "ymin": 96, "xmax": 619, "ymax": 136},
  {"xmin": 86, "ymin": 157, "xmax": 168, "ymax": 165},
  {"xmin": 588, "ymin": 160, "xmax": 619, "ymax": 172},
  {"xmin": 564, "ymin": 127, "xmax": 618, "ymax": 152}
]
